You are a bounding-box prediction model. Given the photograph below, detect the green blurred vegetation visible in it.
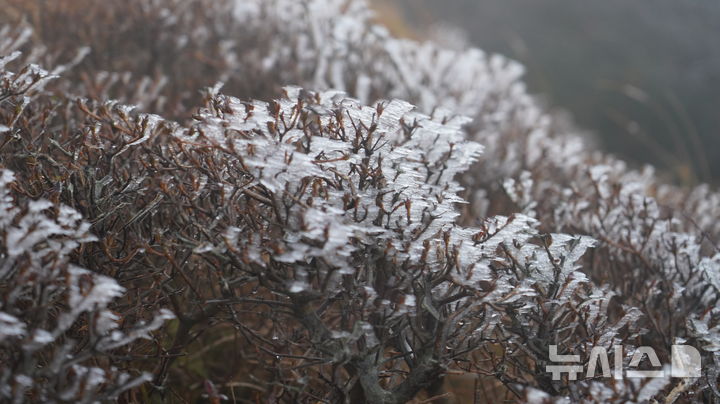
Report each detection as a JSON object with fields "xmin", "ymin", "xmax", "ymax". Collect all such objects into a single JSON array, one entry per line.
[{"xmin": 384, "ymin": 0, "xmax": 720, "ymax": 185}]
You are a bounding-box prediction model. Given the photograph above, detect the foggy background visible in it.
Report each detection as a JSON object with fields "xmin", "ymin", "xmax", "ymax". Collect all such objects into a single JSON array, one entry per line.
[{"xmin": 374, "ymin": 0, "xmax": 720, "ymax": 185}]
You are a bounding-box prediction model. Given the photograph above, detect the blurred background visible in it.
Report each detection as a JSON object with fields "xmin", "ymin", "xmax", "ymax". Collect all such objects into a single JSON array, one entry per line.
[{"xmin": 372, "ymin": 0, "xmax": 720, "ymax": 185}]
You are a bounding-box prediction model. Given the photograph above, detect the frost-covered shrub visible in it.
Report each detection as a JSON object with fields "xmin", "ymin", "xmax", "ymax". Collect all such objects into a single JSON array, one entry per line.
[
  {"xmin": 56, "ymin": 84, "xmax": 642, "ymax": 402},
  {"xmin": 0, "ymin": 170, "xmax": 173, "ymax": 403},
  {"xmin": 0, "ymin": 32, "xmax": 175, "ymax": 404},
  {"xmin": 0, "ymin": 0, "xmax": 251, "ymax": 118},
  {"xmin": 228, "ymin": 1, "xmax": 720, "ymax": 400},
  {"xmin": 0, "ymin": 0, "xmax": 719, "ymax": 402}
]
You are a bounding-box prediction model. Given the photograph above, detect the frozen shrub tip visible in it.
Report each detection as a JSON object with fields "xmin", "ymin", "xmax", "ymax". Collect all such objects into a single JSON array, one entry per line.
[{"xmin": 0, "ymin": 0, "xmax": 718, "ymax": 402}]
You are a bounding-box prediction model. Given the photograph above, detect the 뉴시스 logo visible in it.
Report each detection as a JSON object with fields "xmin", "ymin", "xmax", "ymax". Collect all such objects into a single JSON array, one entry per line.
[{"xmin": 546, "ymin": 344, "xmax": 701, "ymax": 380}]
